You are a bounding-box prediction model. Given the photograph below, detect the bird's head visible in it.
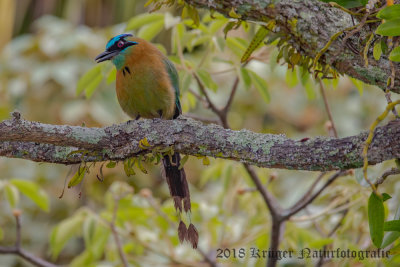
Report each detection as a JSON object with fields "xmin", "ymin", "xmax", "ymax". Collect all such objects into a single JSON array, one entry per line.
[{"xmin": 95, "ymin": 34, "xmax": 138, "ymax": 64}]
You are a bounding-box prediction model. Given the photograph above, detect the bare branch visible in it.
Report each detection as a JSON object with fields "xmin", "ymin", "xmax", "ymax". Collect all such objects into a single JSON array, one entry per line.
[
  {"xmin": 284, "ymin": 171, "xmax": 349, "ymax": 219},
  {"xmin": 243, "ymin": 164, "xmax": 282, "ymax": 218},
  {"xmin": 193, "ymin": 73, "xmax": 223, "ymax": 118},
  {"xmin": 0, "ymin": 212, "xmax": 59, "ymax": 267},
  {"xmin": 1, "ymin": 113, "xmax": 400, "ymax": 171},
  {"xmin": 375, "ymin": 167, "xmax": 400, "ymax": 186},
  {"xmin": 318, "ymin": 79, "xmax": 338, "ymax": 138},
  {"xmin": 222, "ymin": 77, "xmax": 240, "ymax": 115}
]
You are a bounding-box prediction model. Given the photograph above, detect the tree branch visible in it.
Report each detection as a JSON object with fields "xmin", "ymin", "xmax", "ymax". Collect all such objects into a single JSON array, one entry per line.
[
  {"xmin": 184, "ymin": 0, "xmax": 400, "ymax": 93},
  {"xmin": 0, "ymin": 211, "xmax": 59, "ymax": 267},
  {"xmin": 283, "ymin": 170, "xmax": 349, "ymax": 219},
  {"xmin": 1, "ymin": 112, "xmax": 400, "ymax": 171},
  {"xmin": 110, "ymin": 196, "xmax": 129, "ymax": 267}
]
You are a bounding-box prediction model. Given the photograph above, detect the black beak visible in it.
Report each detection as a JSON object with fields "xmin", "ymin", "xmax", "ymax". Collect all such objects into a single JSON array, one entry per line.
[
  {"xmin": 95, "ymin": 50, "xmax": 119, "ymax": 63},
  {"xmin": 95, "ymin": 42, "xmax": 138, "ymax": 63}
]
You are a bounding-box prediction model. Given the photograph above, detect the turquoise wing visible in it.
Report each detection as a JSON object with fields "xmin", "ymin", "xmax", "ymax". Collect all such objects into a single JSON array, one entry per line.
[{"xmin": 163, "ymin": 57, "xmax": 182, "ymax": 117}]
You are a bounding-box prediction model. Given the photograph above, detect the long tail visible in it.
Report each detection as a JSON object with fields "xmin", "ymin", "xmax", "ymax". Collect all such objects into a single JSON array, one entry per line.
[
  {"xmin": 162, "ymin": 153, "xmax": 191, "ymax": 213},
  {"xmin": 162, "ymin": 153, "xmax": 198, "ymax": 248}
]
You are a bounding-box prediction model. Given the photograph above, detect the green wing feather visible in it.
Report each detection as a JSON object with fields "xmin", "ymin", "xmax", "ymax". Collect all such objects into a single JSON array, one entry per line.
[{"xmin": 163, "ymin": 58, "xmax": 182, "ymax": 115}]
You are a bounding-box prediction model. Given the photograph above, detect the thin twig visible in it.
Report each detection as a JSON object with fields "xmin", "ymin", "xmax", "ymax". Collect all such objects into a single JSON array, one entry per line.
[
  {"xmin": 284, "ymin": 170, "xmax": 348, "ymax": 219},
  {"xmin": 145, "ymin": 195, "xmax": 175, "ymax": 229},
  {"xmin": 15, "ymin": 212, "xmax": 21, "ymax": 249},
  {"xmin": 110, "ymin": 197, "xmax": 129, "ymax": 267},
  {"xmin": 327, "ymin": 204, "xmax": 349, "ymax": 236},
  {"xmin": 145, "ymin": 194, "xmax": 219, "ymax": 267},
  {"xmin": 0, "ymin": 211, "xmax": 59, "ymax": 267},
  {"xmin": 243, "ymin": 164, "xmax": 284, "ymax": 267},
  {"xmin": 222, "ymin": 77, "xmax": 240, "ymax": 115},
  {"xmin": 197, "ymin": 249, "xmax": 219, "ymax": 267},
  {"xmin": 289, "ymin": 172, "xmax": 326, "ymax": 211},
  {"xmin": 375, "ymin": 168, "xmax": 400, "ymax": 186},
  {"xmin": 318, "ymin": 79, "xmax": 338, "ymax": 138},
  {"xmin": 188, "ymin": 88, "xmax": 207, "ymax": 104},
  {"xmin": 243, "ymin": 164, "xmax": 283, "ymax": 218},
  {"xmin": 315, "ymin": 204, "xmax": 349, "ymax": 267},
  {"xmin": 341, "ymin": 12, "xmax": 370, "ymax": 49},
  {"xmin": 290, "ymin": 197, "xmax": 361, "ymax": 222},
  {"xmin": 193, "ymin": 73, "xmax": 223, "ymax": 118}
]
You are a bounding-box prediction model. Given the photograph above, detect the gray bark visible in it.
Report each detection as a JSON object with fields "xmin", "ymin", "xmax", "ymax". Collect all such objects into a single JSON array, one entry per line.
[
  {"xmin": 1, "ymin": 112, "xmax": 399, "ymax": 171},
  {"xmin": 185, "ymin": 0, "xmax": 400, "ymax": 94}
]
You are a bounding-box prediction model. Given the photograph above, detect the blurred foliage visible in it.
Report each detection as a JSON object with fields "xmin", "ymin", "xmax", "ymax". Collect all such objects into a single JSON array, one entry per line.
[{"xmin": 1, "ymin": 1, "xmax": 400, "ymax": 267}]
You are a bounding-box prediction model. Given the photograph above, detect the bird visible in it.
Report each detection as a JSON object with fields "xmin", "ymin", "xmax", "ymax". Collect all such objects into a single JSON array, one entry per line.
[{"xmin": 95, "ymin": 33, "xmax": 198, "ymax": 248}]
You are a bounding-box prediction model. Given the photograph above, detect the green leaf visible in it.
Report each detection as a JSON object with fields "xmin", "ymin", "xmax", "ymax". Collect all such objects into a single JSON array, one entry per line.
[
  {"xmin": 106, "ymin": 161, "xmax": 117, "ymax": 168},
  {"xmin": 320, "ymin": 0, "xmax": 367, "ymax": 8},
  {"xmin": 137, "ymin": 20, "xmax": 164, "ymax": 41},
  {"xmin": 389, "ymin": 46, "xmax": 400, "ymax": 62},
  {"xmin": 383, "ymin": 232, "xmax": 400, "ymax": 249},
  {"xmin": 125, "ymin": 13, "xmax": 164, "ymax": 31},
  {"xmin": 68, "ymin": 167, "xmax": 86, "ymax": 188},
  {"xmin": 106, "ymin": 68, "xmax": 116, "ymax": 84},
  {"xmin": 304, "ymin": 80, "xmax": 316, "ymax": 100},
  {"xmin": 382, "ymin": 205, "xmax": 400, "ymax": 248},
  {"xmin": 202, "ymin": 156, "xmax": 210, "ymax": 166},
  {"xmin": 248, "ymin": 70, "xmax": 270, "ymax": 103},
  {"xmin": 285, "ymin": 68, "xmax": 299, "ymax": 88},
  {"xmin": 50, "ymin": 213, "xmax": 85, "ymax": 259},
  {"xmin": 381, "ymin": 39, "xmax": 389, "ymax": 54},
  {"xmin": 350, "ymin": 77, "xmax": 363, "ymax": 95},
  {"xmin": 223, "ymin": 21, "xmax": 239, "ymax": 39},
  {"xmin": 0, "ymin": 227, "xmax": 3, "ymax": 241},
  {"xmin": 83, "ymin": 217, "xmax": 110, "ymax": 259},
  {"xmin": 368, "ymin": 192, "xmax": 385, "ymax": 248},
  {"xmin": 70, "ymin": 251, "xmax": 94, "ymax": 267},
  {"xmin": 123, "ymin": 158, "xmax": 135, "ymax": 176},
  {"xmin": 190, "ymin": 36, "xmax": 211, "ymax": 50},
  {"xmin": 309, "ymin": 238, "xmax": 334, "ymax": 249},
  {"xmin": 4, "ymin": 183, "xmax": 19, "ymax": 208},
  {"xmin": 384, "ymin": 220, "xmax": 400, "ymax": 232},
  {"xmin": 377, "ymin": 4, "xmax": 400, "ymax": 20},
  {"xmin": 10, "ymin": 179, "xmax": 49, "ymax": 212},
  {"xmin": 83, "ymin": 216, "xmax": 96, "ymax": 249},
  {"xmin": 226, "ymin": 37, "xmax": 248, "ymax": 57},
  {"xmin": 241, "ymin": 26, "xmax": 269, "ymax": 63},
  {"xmin": 182, "ymin": 4, "xmax": 200, "ymax": 27},
  {"xmin": 179, "ymin": 155, "xmax": 189, "ymax": 170},
  {"xmin": 382, "ymin": 193, "xmax": 392, "ymax": 202},
  {"xmin": 76, "ymin": 65, "xmax": 103, "ymax": 97},
  {"xmin": 240, "ymin": 68, "xmax": 252, "ymax": 90},
  {"xmin": 373, "ymin": 41, "xmax": 382, "ymax": 61},
  {"xmin": 197, "ymin": 69, "xmax": 218, "ymax": 91},
  {"xmin": 209, "ymin": 19, "xmax": 228, "ymax": 34},
  {"xmin": 389, "ymin": 242, "xmax": 400, "ymax": 255},
  {"xmin": 135, "ymin": 158, "xmax": 148, "ymax": 174},
  {"xmin": 376, "ymin": 19, "xmax": 400, "ymax": 37}
]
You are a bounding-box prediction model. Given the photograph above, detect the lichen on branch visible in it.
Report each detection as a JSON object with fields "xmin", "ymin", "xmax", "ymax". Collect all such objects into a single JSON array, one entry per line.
[
  {"xmin": 184, "ymin": 0, "xmax": 400, "ymax": 93},
  {"xmin": 1, "ymin": 112, "xmax": 400, "ymax": 171}
]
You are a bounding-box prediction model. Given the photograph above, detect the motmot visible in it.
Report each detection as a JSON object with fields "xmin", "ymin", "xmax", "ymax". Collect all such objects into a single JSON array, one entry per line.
[{"xmin": 95, "ymin": 34, "xmax": 198, "ymax": 248}]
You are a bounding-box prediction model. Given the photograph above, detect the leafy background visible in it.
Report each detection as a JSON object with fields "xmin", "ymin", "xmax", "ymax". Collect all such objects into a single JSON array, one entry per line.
[{"xmin": 0, "ymin": 0, "xmax": 399, "ymax": 266}]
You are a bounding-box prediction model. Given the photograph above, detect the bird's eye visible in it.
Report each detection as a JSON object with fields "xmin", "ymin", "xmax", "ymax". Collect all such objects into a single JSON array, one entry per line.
[{"xmin": 117, "ymin": 41, "xmax": 124, "ymax": 48}]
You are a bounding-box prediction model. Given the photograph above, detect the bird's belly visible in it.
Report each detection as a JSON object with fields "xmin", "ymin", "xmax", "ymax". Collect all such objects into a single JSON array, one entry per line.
[{"xmin": 116, "ymin": 75, "xmax": 175, "ymax": 119}]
